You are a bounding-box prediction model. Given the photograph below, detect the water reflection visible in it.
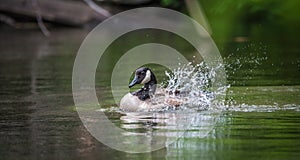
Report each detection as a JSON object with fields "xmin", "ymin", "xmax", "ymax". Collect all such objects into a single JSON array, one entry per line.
[
  {"xmin": 88, "ymin": 109, "xmax": 220, "ymax": 155},
  {"xmin": 119, "ymin": 111, "xmax": 220, "ymax": 139}
]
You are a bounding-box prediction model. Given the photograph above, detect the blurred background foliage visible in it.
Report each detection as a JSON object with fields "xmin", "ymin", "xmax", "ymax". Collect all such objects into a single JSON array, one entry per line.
[
  {"xmin": 158, "ymin": 0, "xmax": 300, "ymax": 44},
  {"xmin": 202, "ymin": 0, "xmax": 300, "ymax": 42}
]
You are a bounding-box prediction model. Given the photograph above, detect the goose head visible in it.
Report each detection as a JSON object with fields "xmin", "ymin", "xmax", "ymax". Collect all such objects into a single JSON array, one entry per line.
[{"xmin": 129, "ymin": 67, "xmax": 157, "ymax": 100}]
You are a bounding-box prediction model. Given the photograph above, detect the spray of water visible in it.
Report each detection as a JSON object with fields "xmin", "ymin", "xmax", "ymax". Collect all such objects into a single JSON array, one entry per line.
[
  {"xmin": 150, "ymin": 62, "xmax": 228, "ymax": 111},
  {"xmin": 150, "ymin": 44, "xmax": 270, "ymax": 112}
]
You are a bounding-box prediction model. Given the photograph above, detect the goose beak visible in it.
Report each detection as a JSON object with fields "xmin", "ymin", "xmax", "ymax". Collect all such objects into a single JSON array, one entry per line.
[{"xmin": 129, "ymin": 76, "xmax": 138, "ymax": 88}]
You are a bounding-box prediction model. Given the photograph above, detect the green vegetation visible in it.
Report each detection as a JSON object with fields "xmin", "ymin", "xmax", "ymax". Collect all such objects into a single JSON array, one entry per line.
[{"xmin": 160, "ymin": 0, "xmax": 300, "ymax": 43}]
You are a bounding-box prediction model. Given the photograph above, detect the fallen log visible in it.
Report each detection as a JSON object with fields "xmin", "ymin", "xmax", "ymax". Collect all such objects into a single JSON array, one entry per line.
[{"xmin": 0, "ymin": 0, "xmax": 108, "ymax": 26}]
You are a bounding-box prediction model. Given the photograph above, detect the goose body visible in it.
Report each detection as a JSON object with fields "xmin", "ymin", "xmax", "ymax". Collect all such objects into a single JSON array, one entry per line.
[{"xmin": 120, "ymin": 93, "xmax": 164, "ymax": 112}]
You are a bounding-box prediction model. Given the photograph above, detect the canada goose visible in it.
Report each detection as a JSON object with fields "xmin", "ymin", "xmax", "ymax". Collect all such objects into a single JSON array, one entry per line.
[{"xmin": 120, "ymin": 67, "xmax": 185, "ymax": 112}]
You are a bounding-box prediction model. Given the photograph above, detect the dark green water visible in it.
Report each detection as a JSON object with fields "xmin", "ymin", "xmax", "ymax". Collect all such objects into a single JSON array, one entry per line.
[{"xmin": 0, "ymin": 25, "xmax": 299, "ymax": 160}]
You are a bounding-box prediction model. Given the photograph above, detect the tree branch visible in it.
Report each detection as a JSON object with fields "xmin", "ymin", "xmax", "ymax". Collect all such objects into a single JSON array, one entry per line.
[
  {"xmin": 0, "ymin": 13, "xmax": 17, "ymax": 28},
  {"xmin": 31, "ymin": 0, "xmax": 50, "ymax": 36},
  {"xmin": 83, "ymin": 0, "xmax": 111, "ymax": 17},
  {"xmin": 185, "ymin": 0, "xmax": 212, "ymax": 35}
]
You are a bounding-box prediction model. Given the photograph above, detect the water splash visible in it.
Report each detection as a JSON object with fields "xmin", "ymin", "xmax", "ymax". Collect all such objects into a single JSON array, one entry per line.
[
  {"xmin": 223, "ymin": 43, "xmax": 268, "ymax": 85},
  {"xmin": 149, "ymin": 43, "xmax": 271, "ymax": 112},
  {"xmin": 151, "ymin": 62, "xmax": 228, "ymax": 111}
]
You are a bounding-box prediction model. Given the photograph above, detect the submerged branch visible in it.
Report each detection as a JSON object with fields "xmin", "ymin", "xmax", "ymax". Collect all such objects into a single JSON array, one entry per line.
[{"xmin": 31, "ymin": 0, "xmax": 50, "ymax": 36}]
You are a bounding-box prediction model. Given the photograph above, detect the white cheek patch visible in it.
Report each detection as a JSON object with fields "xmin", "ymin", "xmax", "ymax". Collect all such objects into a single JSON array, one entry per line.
[{"xmin": 141, "ymin": 70, "xmax": 151, "ymax": 84}]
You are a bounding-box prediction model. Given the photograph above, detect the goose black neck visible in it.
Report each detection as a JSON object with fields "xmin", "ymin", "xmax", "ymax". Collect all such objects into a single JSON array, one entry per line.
[{"xmin": 133, "ymin": 72, "xmax": 157, "ymax": 101}]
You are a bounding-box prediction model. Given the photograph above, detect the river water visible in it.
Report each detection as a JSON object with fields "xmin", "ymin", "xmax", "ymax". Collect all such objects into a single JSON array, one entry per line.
[{"xmin": 0, "ymin": 26, "xmax": 299, "ymax": 159}]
